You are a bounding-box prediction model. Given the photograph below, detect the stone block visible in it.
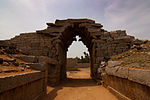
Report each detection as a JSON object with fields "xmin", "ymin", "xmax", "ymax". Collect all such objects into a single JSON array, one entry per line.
[
  {"xmin": 0, "ymin": 71, "xmax": 42, "ymax": 93},
  {"xmin": 107, "ymin": 61, "xmax": 122, "ymax": 67},
  {"xmin": 38, "ymin": 56, "xmax": 58, "ymax": 65},
  {"xmin": 105, "ymin": 65, "xmax": 150, "ymax": 87},
  {"xmin": 14, "ymin": 55, "xmax": 38, "ymax": 63},
  {"xmin": 26, "ymin": 63, "xmax": 46, "ymax": 71},
  {"xmin": 105, "ymin": 66, "xmax": 128, "ymax": 78},
  {"xmin": 128, "ymin": 68, "xmax": 150, "ymax": 87}
]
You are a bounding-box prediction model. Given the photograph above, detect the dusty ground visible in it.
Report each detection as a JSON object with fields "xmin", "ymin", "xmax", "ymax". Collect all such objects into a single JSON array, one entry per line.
[{"xmin": 41, "ymin": 67, "xmax": 118, "ymax": 100}]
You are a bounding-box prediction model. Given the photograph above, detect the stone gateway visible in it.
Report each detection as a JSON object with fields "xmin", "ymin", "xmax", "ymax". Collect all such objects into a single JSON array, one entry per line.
[{"xmin": 1, "ymin": 19, "xmax": 134, "ymax": 85}]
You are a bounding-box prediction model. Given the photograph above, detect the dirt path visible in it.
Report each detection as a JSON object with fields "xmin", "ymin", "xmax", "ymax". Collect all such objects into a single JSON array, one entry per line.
[{"xmin": 41, "ymin": 68, "xmax": 118, "ymax": 100}]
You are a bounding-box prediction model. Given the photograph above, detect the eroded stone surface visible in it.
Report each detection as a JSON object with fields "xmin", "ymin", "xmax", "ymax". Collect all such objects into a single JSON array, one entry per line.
[
  {"xmin": 0, "ymin": 19, "xmax": 135, "ymax": 85},
  {"xmin": 105, "ymin": 66, "xmax": 150, "ymax": 87}
]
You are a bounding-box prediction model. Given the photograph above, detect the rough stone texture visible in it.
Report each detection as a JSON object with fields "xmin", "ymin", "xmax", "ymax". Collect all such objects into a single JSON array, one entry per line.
[
  {"xmin": 26, "ymin": 63, "xmax": 46, "ymax": 71},
  {"xmin": 102, "ymin": 74, "xmax": 150, "ymax": 100},
  {"xmin": 67, "ymin": 58, "xmax": 78, "ymax": 70},
  {"xmin": 105, "ymin": 65, "xmax": 150, "ymax": 87},
  {"xmin": 1, "ymin": 19, "xmax": 135, "ymax": 85},
  {"xmin": 107, "ymin": 86, "xmax": 131, "ymax": 100},
  {"xmin": 0, "ymin": 79, "xmax": 45, "ymax": 100},
  {"xmin": 105, "ymin": 66, "xmax": 128, "ymax": 79},
  {"xmin": 0, "ymin": 71, "xmax": 46, "ymax": 100},
  {"xmin": 0, "ymin": 71, "xmax": 42, "ymax": 93},
  {"xmin": 14, "ymin": 55, "xmax": 38, "ymax": 63},
  {"xmin": 104, "ymin": 61, "xmax": 150, "ymax": 100},
  {"xmin": 107, "ymin": 61, "xmax": 122, "ymax": 67},
  {"xmin": 37, "ymin": 56, "xmax": 60, "ymax": 86},
  {"xmin": 128, "ymin": 68, "xmax": 150, "ymax": 87}
]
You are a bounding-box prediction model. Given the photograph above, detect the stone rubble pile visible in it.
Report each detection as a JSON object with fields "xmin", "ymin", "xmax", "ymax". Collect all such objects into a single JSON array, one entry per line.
[
  {"xmin": 0, "ymin": 55, "xmax": 33, "ymax": 73},
  {"xmin": 0, "ymin": 46, "xmax": 33, "ymax": 73}
]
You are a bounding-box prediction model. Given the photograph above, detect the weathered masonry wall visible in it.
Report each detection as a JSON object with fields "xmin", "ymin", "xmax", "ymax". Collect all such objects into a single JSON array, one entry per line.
[
  {"xmin": 4, "ymin": 19, "xmax": 135, "ymax": 85},
  {"xmin": 93, "ymin": 30, "xmax": 134, "ymax": 79},
  {"xmin": 0, "ymin": 71, "xmax": 46, "ymax": 100},
  {"xmin": 10, "ymin": 33, "xmax": 53, "ymax": 56},
  {"xmin": 9, "ymin": 32, "xmax": 67, "ymax": 85},
  {"xmin": 102, "ymin": 65, "xmax": 150, "ymax": 100},
  {"xmin": 13, "ymin": 54, "xmax": 59, "ymax": 86}
]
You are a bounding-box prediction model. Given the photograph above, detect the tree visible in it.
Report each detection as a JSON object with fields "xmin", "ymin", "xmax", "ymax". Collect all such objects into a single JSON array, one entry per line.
[{"xmin": 77, "ymin": 52, "xmax": 89, "ymax": 63}]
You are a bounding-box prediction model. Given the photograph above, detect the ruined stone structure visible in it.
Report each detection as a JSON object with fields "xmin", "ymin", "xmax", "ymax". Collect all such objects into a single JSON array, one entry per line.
[
  {"xmin": 66, "ymin": 58, "xmax": 90, "ymax": 71},
  {"xmin": 2, "ymin": 19, "xmax": 134, "ymax": 85}
]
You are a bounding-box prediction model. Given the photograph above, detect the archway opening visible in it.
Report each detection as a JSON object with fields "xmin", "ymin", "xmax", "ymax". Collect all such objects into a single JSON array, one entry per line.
[
  {"xmin": 66, "ymin": 36, "xmax": 90, "ymax": 79},
  {"xmin": 57, "ymin": 23, "xmax": 95, "ymax": 82}
]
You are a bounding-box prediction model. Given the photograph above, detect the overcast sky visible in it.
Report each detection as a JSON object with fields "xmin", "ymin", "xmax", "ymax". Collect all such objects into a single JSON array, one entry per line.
[{"xmin": 0, "ymin": 0, "xmax": 150, "ymax": 58}]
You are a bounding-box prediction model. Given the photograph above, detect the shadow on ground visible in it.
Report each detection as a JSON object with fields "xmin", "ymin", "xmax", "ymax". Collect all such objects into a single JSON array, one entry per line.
[{"xmin": 41, "ymin": 78, "xmax": 97, "ymax": 100}]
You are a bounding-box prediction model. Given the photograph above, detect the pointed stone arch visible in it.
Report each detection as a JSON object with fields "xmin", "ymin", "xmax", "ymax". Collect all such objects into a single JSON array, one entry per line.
[
  {"xmin": 36, "ymin": 19, "xmax": 104, "ymax": 83},
  {"xmin": 7, "ymin": 19, "xmax": 134, "ymax": 85},
  {"xmin": 35, "ymin": 19, "xmax": 134, "ymax": 85}
]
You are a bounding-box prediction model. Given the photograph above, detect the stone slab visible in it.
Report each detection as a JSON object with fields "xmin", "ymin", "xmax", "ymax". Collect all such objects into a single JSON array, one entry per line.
[
  {"xmin": 105, "ymin": 66, "xmax": 150, "ymax": 87},
  {"xmin": 0, "ymin": 71, "xmax": 43, "ymax": 93},
  {"xmin": 105, "ymin": 66, "xmax": 128, "ymax": 79},
  {"xmin": 128, "ymin": 68, "xmax": 150, "ymax": 87}
]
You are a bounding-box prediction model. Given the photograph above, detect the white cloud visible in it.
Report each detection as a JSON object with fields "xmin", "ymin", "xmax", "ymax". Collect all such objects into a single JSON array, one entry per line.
[
  {"xmin": 103, "ymin": 0, "xmax": 150, "ymax": 39},
  {"xmin": 0, "ymin": 0, "xmax": 150, "ymax": 57},
  {"xmin": 0, "ymin": 0, "xmax": 54, "ymax": 40}
]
